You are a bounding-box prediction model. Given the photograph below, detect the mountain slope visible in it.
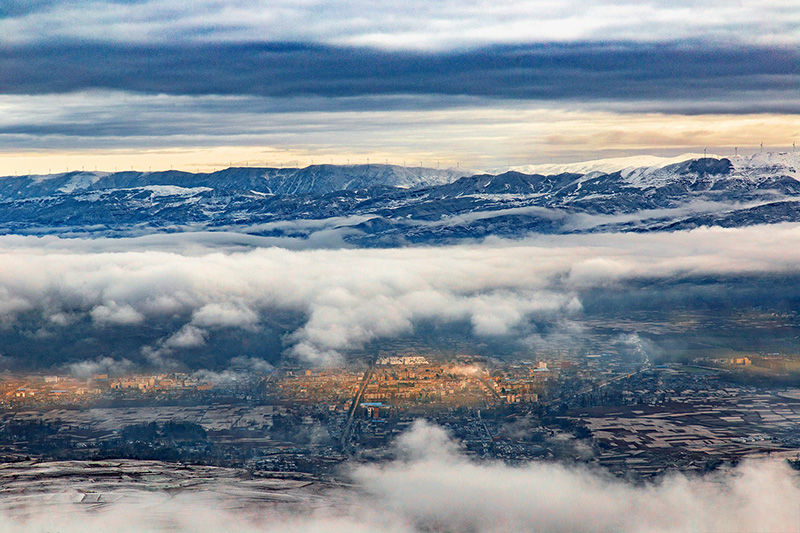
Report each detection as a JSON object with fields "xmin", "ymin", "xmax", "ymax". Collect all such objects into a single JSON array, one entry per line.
[
  {"xmin": 0, "ymin": 153, "xmax": 798, "ymax": 244},
  {"xmin": 0, "ymin": 165, "xmax": 466, "ymax": 200}
]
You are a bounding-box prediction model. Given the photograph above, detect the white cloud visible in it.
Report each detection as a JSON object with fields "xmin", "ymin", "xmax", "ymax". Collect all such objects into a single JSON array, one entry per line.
[
  {"xmin": 192, "ymin": 302, "xmax": 259, "ymax": 329},
  {"xmin": 2, "ymin": 225, "xmax": 800, "ymax": 365},
  {"xmin": 66, "ymin": 356, "xmax": 135, "ymax": 378},
  {"xmin": 190, "ymin": 356, "xmax": 273, "ymax": 386},
  {"xmin": 0, "ymin": 420, "xmax": 798, "ymax": 531},
  {"xmin": 90, "ymin": 302, "xmax": 145, "ymax": 326},
  {"xmin": 47, "ymin": 311, "xmax": 78, "ymax": 326},
  {"xmin": 2, "ymin": 93, "xmax": 798, "ymax": 174},
  {"xmin": 0, "ymin": 287, "xmax": 32, "ymax": 327},
  {"xmin": 349, "ymin": 420, "xmax": 800, "ymax": 532},
  {"xmin": 164, "ymin": 325, "xmax": 207, "ymax": 349},
  {"xmin": 1, "ymin": 1, "xmax": 797, "ymax": 48}
]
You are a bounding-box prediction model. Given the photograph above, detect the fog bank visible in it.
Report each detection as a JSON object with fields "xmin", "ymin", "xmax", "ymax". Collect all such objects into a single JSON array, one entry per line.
[
  {"xmin": 2, "ymin": 225, "xmax": 800, "ymax": 367},
  {"xmin": 1, "ymin": 420, "xmax": 798, "ymax": 532}
]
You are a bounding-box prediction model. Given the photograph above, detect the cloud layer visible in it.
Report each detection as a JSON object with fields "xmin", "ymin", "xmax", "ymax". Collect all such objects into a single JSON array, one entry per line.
[
  {"xmin": 2, "ymin": 224, "xmax": 800, "ymax": 367},
  {"xmin": 1, "ymin": 420, "xmax": 799, "ymax": 532},
  {"xmin": 3, "ymin": 92, "xmax": 798, "ymax": 175},
  {"xmin": 2, "ymin": 43, "xmax": 798, "ymax": 111},
  {"xmin": 1, "ymin": 2, "xmax": 797, "ymax": 172},
  {"xmin": 350, "ymin": 421, "xmax": 800, "ymax": 532},
  {"xmin": 1, "ymin": 41, "xmax": 796, "ymax": 172},
  {"xmin": 2, "ymin": 1, "xmax": 798, "ymax": 48}
]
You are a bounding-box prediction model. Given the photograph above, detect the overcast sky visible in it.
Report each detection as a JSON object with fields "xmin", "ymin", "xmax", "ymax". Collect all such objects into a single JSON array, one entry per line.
[{"xmin": 1, "ymin": 1, "xmax": 799, "ymax": 173}]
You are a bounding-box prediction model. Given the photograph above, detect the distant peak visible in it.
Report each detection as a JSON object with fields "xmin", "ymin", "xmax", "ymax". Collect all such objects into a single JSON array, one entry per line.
[
  {"xmin": 730, "ymin": 151, "xmax": 800, "ymax": 169},
  {"xmin": 500, "ymin": 153, "xmax": 717, "ymax": 176}
]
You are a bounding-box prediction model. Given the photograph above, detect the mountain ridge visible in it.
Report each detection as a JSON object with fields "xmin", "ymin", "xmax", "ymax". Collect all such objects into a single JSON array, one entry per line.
[
  {"xmin": 1, "ymin": 153, "xmax": 799, "ymax": 244},
  {"xmin": 0, "ymin": 164, "xmax": 468, "ymax": 199}
]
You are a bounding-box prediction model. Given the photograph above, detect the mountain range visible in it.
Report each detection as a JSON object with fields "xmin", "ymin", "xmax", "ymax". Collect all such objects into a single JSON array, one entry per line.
[{"xmin": 1, "ymin": 153, "xmax": 799, "ymax": 245}]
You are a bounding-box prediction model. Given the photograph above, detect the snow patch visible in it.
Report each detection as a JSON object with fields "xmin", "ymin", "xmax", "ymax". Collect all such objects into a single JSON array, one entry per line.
[
  {"xmin": 56, "ymin": 172, "xmax": 103, "ymax": 193},
  {"xmin": 139, "ymin": 186, "xmax": 212, "ymax": 196}
]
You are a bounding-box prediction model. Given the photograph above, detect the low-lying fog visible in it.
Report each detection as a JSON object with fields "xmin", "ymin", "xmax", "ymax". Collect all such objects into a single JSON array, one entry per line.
[
  {"xmin": 0, "ymin": 420, "xmax": 797, "ymax": 532},
  {"xmin": 3, "ymin": 224, "xmax": 800, "ymax": 372}
]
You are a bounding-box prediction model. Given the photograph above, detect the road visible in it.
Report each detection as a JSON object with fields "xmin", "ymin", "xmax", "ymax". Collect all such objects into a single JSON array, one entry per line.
[{"xmin": 340, "ymin": 361, "xmax": 374, "ymax": 453}]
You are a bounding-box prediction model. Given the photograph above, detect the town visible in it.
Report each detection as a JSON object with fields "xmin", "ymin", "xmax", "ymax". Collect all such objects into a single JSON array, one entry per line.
[{"xmin": 1, "ymin": 349, "xmax": 800, "ymax": 480}]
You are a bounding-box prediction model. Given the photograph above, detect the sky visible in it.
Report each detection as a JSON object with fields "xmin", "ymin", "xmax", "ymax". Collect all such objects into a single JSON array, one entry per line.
[{"xmin": 1, "ymin": 0, "xmax": 799, "ymax": 173}]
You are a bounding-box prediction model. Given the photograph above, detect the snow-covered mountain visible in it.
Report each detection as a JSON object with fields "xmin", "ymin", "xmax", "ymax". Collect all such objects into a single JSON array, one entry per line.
[
  {"xmin": 1, "ymin": 153, "xmax": 799, "ymax": 245},
  {"xmin": 0, "ymin": 164, "xmax": 465, "ymax": 199},
  {"xmin": 497, "ymin": 153, "xmax": 718, "ymax": 176}
]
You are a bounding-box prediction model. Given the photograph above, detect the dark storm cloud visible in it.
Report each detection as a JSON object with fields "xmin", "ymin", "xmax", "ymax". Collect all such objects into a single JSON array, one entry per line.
[{"xmin": 2, "ymin": 42, "xmax": 798, "ymax": 112}]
